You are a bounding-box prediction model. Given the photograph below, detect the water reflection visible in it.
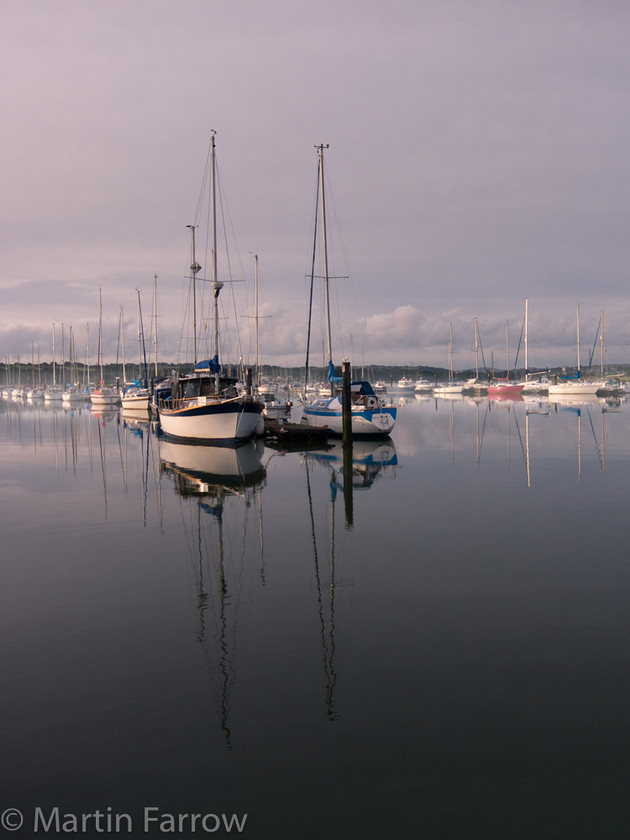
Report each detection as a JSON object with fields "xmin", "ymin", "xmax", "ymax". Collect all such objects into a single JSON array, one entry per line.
[
  {"xmin": 160, "ymin": 438, "xmax": 266, "ymax": 492},
  {"xmin": 304, "ymin": 438, "xmax": 398, "ymax": 490},
  {"xmin": 3, "ymin": 393, "xmax": 630, "ymax": 833},
  {"xmin": 159, "ymin": 439, "xmax": 267, "ymax": 748}
]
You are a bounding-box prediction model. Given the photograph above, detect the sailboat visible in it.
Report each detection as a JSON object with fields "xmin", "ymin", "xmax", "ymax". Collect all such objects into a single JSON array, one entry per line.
[
  {"xmin": 434, "ymin": 322, "xmax": 463, "ymax": 395},
  {"xmin": 158, "ymin": 132, "xmax": 264, "ymax": 443},
  {"xmin": 487, "ymin": 320, "xmax": 524, "ymax": 398},
  {"xmin": 301, "ymin": 144, "xmax": 396, "ymax": 436},
  {"xmin": 62, "ymin": 326, "xmax": 88, "ymax": 402},
  {"xmin": 547, "ymin": 305, "xmax": 606, "ymax": 397},
  {"xmin": 463, "ymin": 318, "xmax": 488, "ymax": 394},
  {"xmin": 121, "ymin": 289, "xmax": 150, "ymax": 411},
  {"xmin": 91, "ymin": 289, "xmax": 121, "ymax": 406},
  {"xmin": 44, "ymin": 323, "xmax": 64, "ymax": 401},
  {"xmin": 519, "ymin": 299, "xmax": 549, "ymax": 394}
]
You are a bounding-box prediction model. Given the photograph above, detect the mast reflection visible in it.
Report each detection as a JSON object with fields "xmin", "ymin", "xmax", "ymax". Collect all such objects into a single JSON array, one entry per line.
[{"xmin": 160, "ymin": 438, "xmax": 266, "ymax": 749}]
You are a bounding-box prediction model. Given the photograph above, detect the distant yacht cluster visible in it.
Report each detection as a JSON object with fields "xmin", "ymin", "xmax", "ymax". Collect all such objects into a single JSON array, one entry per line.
[{"xmin": 385, "ymin": 374, "xmax": 625, "ymax": 399}]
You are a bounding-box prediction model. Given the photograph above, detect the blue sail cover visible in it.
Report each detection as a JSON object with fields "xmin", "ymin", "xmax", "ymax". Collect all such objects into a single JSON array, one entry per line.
[
  {"xmin": 327, "ymin": 361, "xmax": 343, "ymax": 383},
  {"xmin": 195, "ymin": 356, "xmax": 221, "ymax": 373}
]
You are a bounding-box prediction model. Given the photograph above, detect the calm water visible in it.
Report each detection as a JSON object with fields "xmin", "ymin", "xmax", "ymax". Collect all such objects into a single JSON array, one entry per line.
[{"xmin": 2, "ymin": 393, "xmax": 630, "ymax": 839}]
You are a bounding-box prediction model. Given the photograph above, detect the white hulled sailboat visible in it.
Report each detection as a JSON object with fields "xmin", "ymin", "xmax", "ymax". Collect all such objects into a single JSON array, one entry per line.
[
  {"xmin": 158, "ymin": 132, "xmax": 264, "ymax": 443},
  {"xmin": 301, "ymin": 144, "xmax": 396, "ymax": 436}
]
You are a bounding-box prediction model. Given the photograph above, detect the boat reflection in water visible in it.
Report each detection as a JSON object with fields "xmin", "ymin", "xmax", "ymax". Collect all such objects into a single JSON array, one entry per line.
[
  {"xmin": 304, "ymin": 437, "xmax": 397, "ymax": 532},
  {"xmin": 159, "ymin": 438, "xmax": 266, "ymax": 495},
  {"xmin": 305, "ymin": 438, "xmax": 398, "ymax": 491},
  {"xmin": 299, "ymin": 436, "xmax": 398, "ymax": 720},
  {"xmin": 159, "ymin": 438, "xmax": 266, "ymax": 749}
]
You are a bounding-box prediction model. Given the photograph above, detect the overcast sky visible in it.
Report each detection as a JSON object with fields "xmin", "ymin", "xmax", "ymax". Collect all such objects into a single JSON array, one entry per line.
[{"xmin": 2, "ymin": 0, "xmax": 630, "ymax": 373}]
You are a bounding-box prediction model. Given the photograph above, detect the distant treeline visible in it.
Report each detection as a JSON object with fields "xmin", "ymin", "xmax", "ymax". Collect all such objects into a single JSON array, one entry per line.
[{"xmin": 3, "ymin": 360, "xmax": 629, "ymax": 385}]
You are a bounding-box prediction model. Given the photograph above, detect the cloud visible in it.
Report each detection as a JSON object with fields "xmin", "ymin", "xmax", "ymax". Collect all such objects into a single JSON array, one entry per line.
[{"xmin": 2, "ymin": 0, "xmax": 630, "ymax": 370}]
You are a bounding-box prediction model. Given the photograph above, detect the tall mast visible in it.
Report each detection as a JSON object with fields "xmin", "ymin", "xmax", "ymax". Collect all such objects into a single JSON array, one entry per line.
[
  {"xmin": 61, "ymin": 323, "xmax": 65, "ymax": 386},
  {"xmin": 136, "ymin": 288, "xmax": 148, "ymax": 386},
  {"xmin": 68, "ymin": 326, "xmax": 73, "ymax": 385},
  {"xmin": 97, "ymin": 288, "xmax": 103, "ymax": 383},
  {"xmin": 600, "ymin": 310, "xmax": 604, "ymax": 376},
  {"xmin": 505, "ymin": 320, "xmax": 510, "ymax": 380},
  {"xmin": 152, "ymin": 274, "xmax": 159, "ymax": 377},
  {"xmin": 524, "ymin": 297, "xmax": 529, "ymax": 375},
  {"xmin": 317, "ymin": 143, "xmax": 332, "ymax": 378},
  {"xmin": 187, "ymin": 225, "xmax": 201, "ymax": 365},
  {"xmin": 576, "ymin": 304, "xmax": 581, "ymax": 375},
  {"xmin": 254, "ymin": 254, "xmax": 259, "ymax": 385},
  {"xmin": 136, "ymin": 290, "xmax": 142, "ymax": 376},
  {"xmin": 474, "ymin": 317, "xmax": 479, "ymax": 379},
  {"xmin": 52, "ymin": 323, "xmax": 56, "ymax": 386},
  {"xmin": 210, "ymin": 130, "xmax": 223, "ymax": 377},
  {"xmin": 120, "ymin": 306, "xmax": 126, "ymax": 386},
  {"xmin": 85, "ymin": 323, "xmax": 90, "ymax": 388}
]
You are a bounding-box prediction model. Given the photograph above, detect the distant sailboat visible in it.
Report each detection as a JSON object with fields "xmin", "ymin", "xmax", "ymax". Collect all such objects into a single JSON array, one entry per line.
[
  {"xmin": 121, "ymin": 289, "xmax": 150, "ymax": 412},
  {"xmin": 487, "ymin": 320, "xmax": 524, "ymax": 398},
  {"xmin": 91, "ymin": 289, "xmax": 120, "ymax": 407},
  {"xmin": 44, "ymin": 323, "xmax": 63, "ymax": 401},
  {"xmin": 434, "ymin": 323, "xmax": 463, "ymax": 395},
  {"xmin": 548, "ymin": 305, "xmax": 606, "ymax": 397},
  {"xmin": 463, "ymin": 318, "xmax": 488, "ymax": 394}
]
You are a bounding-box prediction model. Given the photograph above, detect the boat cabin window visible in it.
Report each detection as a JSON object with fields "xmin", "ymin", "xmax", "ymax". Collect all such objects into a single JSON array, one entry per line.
[{"xmin": 184, "ymin": 380, "xmax": 200, "ymax": 398}]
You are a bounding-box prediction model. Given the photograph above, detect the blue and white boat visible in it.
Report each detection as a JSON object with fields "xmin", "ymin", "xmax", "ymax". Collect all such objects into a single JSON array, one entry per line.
[
  {"xmin": 303, "ymin": 372, "xmax": 396, "ymax": 436},
  {"xmin": 301, "ymin": 144, "xmax": 396, "ymax": 437}
]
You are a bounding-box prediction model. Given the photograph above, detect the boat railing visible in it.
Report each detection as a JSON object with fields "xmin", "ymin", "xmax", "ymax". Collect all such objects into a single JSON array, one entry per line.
[{"xmin": 159, "ymin": 393, "xmax": 260, "ymax": 412}]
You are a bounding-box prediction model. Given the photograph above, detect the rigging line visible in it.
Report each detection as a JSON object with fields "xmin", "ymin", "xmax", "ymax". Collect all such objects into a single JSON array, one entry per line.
[
  {"xmin": 142, "ymin": 427, "xmax": 149, "ymax": 528},
  {"xmin": 97, "ymin": 418, "xmax": 108, "ymax": 520},
  {"xmin": 478, "ymin": 404, "xmax": 489, "ymax": 466},
  {"xmin": 513, "ymin": 316, "xmax": 526, "ymax": 372},
  {"xmin": 511, "ymin": 404, "xmax": 529, "ymax": 473},
  {"xmin": 585, "ymin": 406, "xmax": 604, "ymax": 468},
  {"xmin": 588, "ymin": 314, "xmax": 602, "ymax": 370},
  {"xmin": 193, "ymin": 142, "xmax": 213, "ymax": 228},
  {"xmin": 116, "ymin": 415, "xmax": 127, "ymax": 495},
  {"xmin": 215, "ymin": 165, "xmax": 246, "ymax": 366},
  {"xmin": 477, "ymin": 329, "xmax": 489, "ymax": 375},
  {"xmin": 305, "ymin": 458, "xmax": 334, "ymax": 698}
]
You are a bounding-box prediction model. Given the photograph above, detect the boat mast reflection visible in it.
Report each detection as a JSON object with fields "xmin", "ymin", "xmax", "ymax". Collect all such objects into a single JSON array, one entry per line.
[
  {"xmin": 159, "ymin": 438, "xmax": 266, "ymax": 749},
  {"xmin": 303, "ymin": 437, "xmax": 398, "ymax": 720}
]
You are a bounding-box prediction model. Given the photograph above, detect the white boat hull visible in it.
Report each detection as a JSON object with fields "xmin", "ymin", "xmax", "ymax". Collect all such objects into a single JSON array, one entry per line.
[
  {"xmin": 434, "ymin": 384, "xmax": 463, "ymax": 395},
  {"xmin": 547, "ymin": 381, "xmax": 605, "ymax": 396},
  {"xmin": 159, "ymin": 397, "xmax": 264, "ymax": 442},
  {"xmin": 91, "ymin": 394, "xmax": 121, "ymax": 406},
  {"xmin": 159, "ymin": 438, "xmax": 265, "ymax": 488},
  {"xmin": 121, "ymin": 394, "xmax": 150, "ymax": 410},
  {"xmin": 302, "ymin": 397, "xmax": 396, "ymax": 436}
]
